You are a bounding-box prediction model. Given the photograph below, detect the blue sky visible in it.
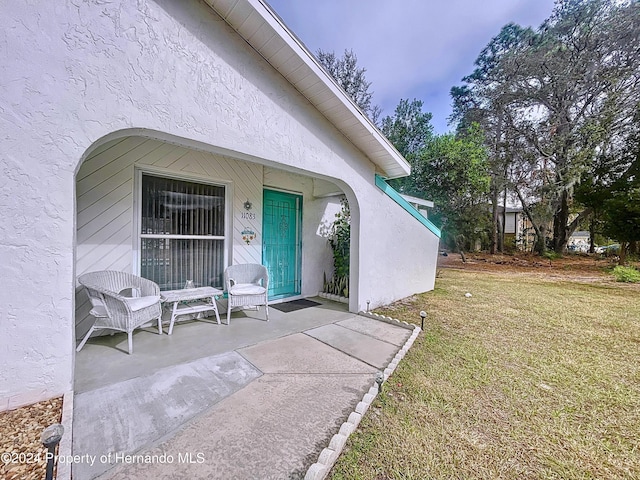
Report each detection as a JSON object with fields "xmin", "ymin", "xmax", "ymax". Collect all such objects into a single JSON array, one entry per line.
[{"xmin": 266, "ymin": 0, "xmax": 556, "ymax": 134}]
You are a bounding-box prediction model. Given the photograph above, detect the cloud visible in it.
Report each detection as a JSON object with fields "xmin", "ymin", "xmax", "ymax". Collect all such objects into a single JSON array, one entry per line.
[{"xmin": 267, "ymin": 0, "xmax": 555, "ymax": 132}]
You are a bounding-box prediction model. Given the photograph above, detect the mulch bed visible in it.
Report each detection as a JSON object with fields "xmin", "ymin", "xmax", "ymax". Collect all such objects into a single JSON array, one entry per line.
[{"xmin": 0, "ymin": 397, "xmax": 63, "ymax": 480}]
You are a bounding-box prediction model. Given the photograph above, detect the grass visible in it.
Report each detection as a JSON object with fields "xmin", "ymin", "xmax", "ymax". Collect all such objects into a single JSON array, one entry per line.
[{"xmin": 329, "ymin": 269, "xmax": 640, "ymax": 479}]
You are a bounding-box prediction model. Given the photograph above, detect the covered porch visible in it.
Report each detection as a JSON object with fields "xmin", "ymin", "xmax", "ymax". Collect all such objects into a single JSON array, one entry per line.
[
  {"xmin": 74, "ymin": 131, "xmax": 358, "ymax": 353},
  {"xmin": 71, "ymin": 297, "xmax": 416, "ymax": 479}
]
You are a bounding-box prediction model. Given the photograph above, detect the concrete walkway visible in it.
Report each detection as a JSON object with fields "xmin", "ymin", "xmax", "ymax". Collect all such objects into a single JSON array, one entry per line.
[{"xmin": 72, "ymin": 309, "xmax": 413, "ymax": 479}]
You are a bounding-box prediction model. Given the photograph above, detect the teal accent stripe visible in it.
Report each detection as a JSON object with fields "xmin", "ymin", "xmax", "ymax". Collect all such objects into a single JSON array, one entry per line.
[{"xmin": 375, "ymin": 174, "xmax": 442, "ymax": 238}]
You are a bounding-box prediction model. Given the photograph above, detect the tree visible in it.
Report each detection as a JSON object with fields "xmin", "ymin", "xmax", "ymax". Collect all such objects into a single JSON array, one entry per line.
[
  {"xmin": 408, "ymin": 124, "xmax": 491, "ymax": 255},
  {"xmin": 593, "ymin": 109, "xmax": 640, "ymax": 263},
  {"xmin": 316, "ymin": 49, "xmax": 381, "ymax": 123},
  {"xmin": 451, "ymin": 23, "xmax": 532, "ymax": 254},
  {"xmin": 603, "ymin": 189, "xmax": 640, "ymax": 264},
  {"xmin": 380, "ymin": 99, "xmax": 433, "ymax": 160},
  {"xmin": 452, "ymin": 0, "xmax": 640, "ymax": 254},
  {"xmin": 379, "ymin": 99, "xmax": 434, "ymax": 194}
]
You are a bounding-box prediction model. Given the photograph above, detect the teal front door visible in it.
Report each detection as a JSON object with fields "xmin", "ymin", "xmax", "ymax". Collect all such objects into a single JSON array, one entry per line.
[{"xmin": 262, "ymin": 189, "xmax": 302, "ymax": 299}]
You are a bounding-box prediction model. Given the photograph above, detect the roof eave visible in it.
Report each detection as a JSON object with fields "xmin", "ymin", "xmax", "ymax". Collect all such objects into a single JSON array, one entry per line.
[{"xmin": 204, "ymin": 0, "xmax": 411, "ymax": 179}]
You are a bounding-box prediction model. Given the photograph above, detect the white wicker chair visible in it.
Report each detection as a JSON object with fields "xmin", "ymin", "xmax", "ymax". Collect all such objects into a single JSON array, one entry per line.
[
  {"xmin": 224, "ymin": 264, "xmax": 269, "ymax": 325},
  {"xmin": 77, "ymin": 271, "xmax": 163, "ymax": 354}
]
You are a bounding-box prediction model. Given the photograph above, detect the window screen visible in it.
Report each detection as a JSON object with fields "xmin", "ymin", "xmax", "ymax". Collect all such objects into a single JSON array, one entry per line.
[{"xmin": 140, "ymin": 174, "xmax": 225, "ymax": 290}]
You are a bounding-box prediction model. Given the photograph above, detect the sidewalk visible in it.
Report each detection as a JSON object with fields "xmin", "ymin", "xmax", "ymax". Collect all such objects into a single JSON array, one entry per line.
[{"xmin": 72, "ymin": 311, "xmax": 414, "ymax": 479}]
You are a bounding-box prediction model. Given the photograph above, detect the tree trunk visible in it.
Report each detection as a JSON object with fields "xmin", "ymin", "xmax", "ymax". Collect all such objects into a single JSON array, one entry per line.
[
  {"xmin": 501, "ymin": 184, "xmax": 507, "ymax": 253},
  {"xmin": 455, "ymin": 235, "xmax": 467, "ymax": 263},
  {"xmin": 491, "ymin": 112, "xmax": 504, "ymax": 255},
  {"xmin": 589, "ymin": 214, "xmax": 596, "ymax": 254},
  {"xmin": 553, "ymin": 189, "xmax": 571, "ymax": 254},
  {"xmin": 515, "ymin": 186, "xmax": 546, "ymax": 254},
  {"xmin": 619, "ymin": 242, "xmax": 628, "ymax": 265},
  {"xmin": 490, "ymin": 182, "xmax": 499, "ymax": 254},
  {"xmin": 535, "ymin": 224, "xmax": 547, "ymax": 255}
]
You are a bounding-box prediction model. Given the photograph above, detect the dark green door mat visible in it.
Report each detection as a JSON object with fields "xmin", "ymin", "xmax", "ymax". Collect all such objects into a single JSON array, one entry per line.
[{"xmin": 270, "ymin": 299, "xmax": 322, "ymax": 313}]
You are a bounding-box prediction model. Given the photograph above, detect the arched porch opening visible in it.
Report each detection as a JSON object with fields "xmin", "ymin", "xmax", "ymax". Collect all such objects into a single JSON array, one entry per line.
[{"xmin": 73, "ymin": 129, "xmax": 361, "ymax": 388}]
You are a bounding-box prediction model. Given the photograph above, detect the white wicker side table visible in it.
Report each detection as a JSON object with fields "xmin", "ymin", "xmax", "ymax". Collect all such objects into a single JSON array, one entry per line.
[{"xmin": 161, "ymin": 287, "xmax": 223, "ymax": 335}]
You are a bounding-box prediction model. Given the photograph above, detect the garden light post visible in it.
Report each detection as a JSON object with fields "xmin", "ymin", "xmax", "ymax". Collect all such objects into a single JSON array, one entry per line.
[
  {"xmin": 41, "ymin": 423, "xmax": 64, "ymax": 480},
  {"xmin": 375, "ymin": 371, "xmax": 384, "ymax": 392},
  {"xmin": 420, "ymin": 310, "xmax": 427, "ymax": 330}
]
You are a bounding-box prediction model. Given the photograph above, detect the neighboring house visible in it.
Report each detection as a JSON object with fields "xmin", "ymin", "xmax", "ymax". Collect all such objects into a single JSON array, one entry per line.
[
  {"xmin": 503, "ymin": 207, "xmax": 525, "ymax": 248},
  {"xmin": 504, "ymin": 208, "xmax": 589, "ymax": 252},
  {"xmin": 501, "ymin": 206, "xmax": 540, "ymax": 251},
  {"xmin": 568, "ymin": 231, "xmax": 591, "ymax": 252},
  {"xmin": 503, "ymin": 207, "xmax": 522, "ymax": 236},
  {"xmin": 401, "ymin": 194, "xmax": 434, "ymax": 219},
  {"xmin": 0, "ymin": 0, "xmax": 440, "ymax": 409}
]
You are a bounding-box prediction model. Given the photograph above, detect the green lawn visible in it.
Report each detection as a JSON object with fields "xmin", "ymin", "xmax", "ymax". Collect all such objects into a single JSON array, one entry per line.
[{"xmin": 330, "ymin": 268, "xmax": 640, "ymax": 479}]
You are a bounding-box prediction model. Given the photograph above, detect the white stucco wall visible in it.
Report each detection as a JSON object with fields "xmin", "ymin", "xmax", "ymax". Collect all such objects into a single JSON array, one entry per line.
[
  {"xmin": 0, "ymin": 0, "xmax": 438, "ymax": 406},
  {"xmin": 357, "ymin": 192, "xmax": 440, "ymax": 310}
]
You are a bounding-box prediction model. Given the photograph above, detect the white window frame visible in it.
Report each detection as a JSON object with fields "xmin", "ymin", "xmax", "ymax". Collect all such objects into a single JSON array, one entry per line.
[{"xmin": 133, "ymin": 167, "xmax": 232, "ymax": 286}]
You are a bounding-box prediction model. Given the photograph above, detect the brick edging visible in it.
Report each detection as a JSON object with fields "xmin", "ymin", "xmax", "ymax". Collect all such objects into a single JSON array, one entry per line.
[
  {"xmin": 56, "ymin": 390, "xmax": 74, "ymax": 480},
  {"xmin": 357, "ymin": 311, "xmax": 416, "ymax": 331},
  {"xmin": 317, "ymin": 292, "xmax": 349, "ymax": 304},
  {"xmin": 303, "ymin": 315, "xmax": 421, "ymax": 480}
]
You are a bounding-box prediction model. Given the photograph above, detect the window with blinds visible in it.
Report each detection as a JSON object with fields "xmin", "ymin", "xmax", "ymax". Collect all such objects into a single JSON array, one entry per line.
[{"xmin": 140, "ymin": 174, "xmax": 226, "ymax": 290}]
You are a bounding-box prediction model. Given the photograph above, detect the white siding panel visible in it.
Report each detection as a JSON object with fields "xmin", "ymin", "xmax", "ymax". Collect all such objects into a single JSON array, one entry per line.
[
  {"xmin": 76, "ymin": 193, "xmax": 132, "ymax": 245},
  {"xmin": 76, "ymin": 223, "xmax": 133, "ymax": 274},
  {"xmin": 80, "ymin": 138, "xmax": 130, "ymax": 168},
  {"xmin": 505, "ymin": 212, "xmax": 517, "ymax": 234},
  {"xmin": 78, "ymin": 137, "xmax": 147, "ymax": 180},
  {"xmin": 231, "ymin": 159, "xmax": 263, "ymax": 266},
  {"xmin": 77, "ymin": 141, "xmax": 164, "ymax": 197},
  {"xmin": 77, "ymin": 180, "xmax": 133, "ymax": 230},
  {"xmin": 147, "ymin": 145, "xmax": 190, "ymax": 169}
]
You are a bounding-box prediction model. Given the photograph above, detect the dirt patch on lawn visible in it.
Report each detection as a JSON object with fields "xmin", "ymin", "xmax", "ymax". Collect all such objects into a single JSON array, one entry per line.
[{"xmin": 438, "ymin": 252, "xmax": 639, "ymax": 286}]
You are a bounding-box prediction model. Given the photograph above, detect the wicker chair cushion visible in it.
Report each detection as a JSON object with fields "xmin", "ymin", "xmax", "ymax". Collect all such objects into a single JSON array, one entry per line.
[
  {"xmin": 89, "ymin": 305, "xmax": 108, "ymax": 318},
  {"xmin": 123, "ymin": 295, "xmax": 162, "ymax": 312},
  {"xmin": 229, "ymin": 284, "xmax": 267, "ymax": 295}
]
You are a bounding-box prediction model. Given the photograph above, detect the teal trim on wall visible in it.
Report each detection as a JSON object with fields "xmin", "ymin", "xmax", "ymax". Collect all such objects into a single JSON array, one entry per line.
[{"xmin": 375, "ymin": 174, "xmax": 442, "ymax": 238}]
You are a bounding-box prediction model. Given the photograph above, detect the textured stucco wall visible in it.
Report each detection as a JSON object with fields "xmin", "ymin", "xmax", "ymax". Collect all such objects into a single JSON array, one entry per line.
[
  {"xmin": 0, "ymin": 0, "xmax": 438, "ymax": 406},
  {"xmin": 357, "ymin": 190, "xmax": 440, "ymax": 310}
]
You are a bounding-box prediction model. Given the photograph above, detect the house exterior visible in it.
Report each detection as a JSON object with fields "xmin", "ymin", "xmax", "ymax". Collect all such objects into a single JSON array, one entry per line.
[
  {"xmin": 503, "ymin": 207, "xmax": 525, "ymax": 249},
  {"xmin": 502, "ymin": 206, "xmax": 539, "ymax": 251},
  {"xmin": 568, "ymin": 231, "xmax": 591, "ymax": 252},
  {"xmin": 0, "ymin": 0, "xmax": 440, "ymax": 410},
  {"xmin": 401, "ymin": 194, "xmax": 434, "ymax": 219}
]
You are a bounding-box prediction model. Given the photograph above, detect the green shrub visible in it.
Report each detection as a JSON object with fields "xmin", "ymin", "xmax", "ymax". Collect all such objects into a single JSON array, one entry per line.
[
  {"xmin": 612, "ymin": 265, "xmax": 640, "ymax": 283},
  {"xmin": 324, "ymin": 197, "xmax": 350, "ymax": 297},
  {"xmin": 543, "ymin": 250, "xmax": 562, "ymax": 260}
]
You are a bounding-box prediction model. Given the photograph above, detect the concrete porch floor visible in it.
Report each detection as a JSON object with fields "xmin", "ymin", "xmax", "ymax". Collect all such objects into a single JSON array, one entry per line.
[
  {"xmin": 72, "ymin": 298, "xmax": 415, "ymax": 479},
  {"xmin": 74, "ymin": 298, "xmax": 351, "ymax": 393}
]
